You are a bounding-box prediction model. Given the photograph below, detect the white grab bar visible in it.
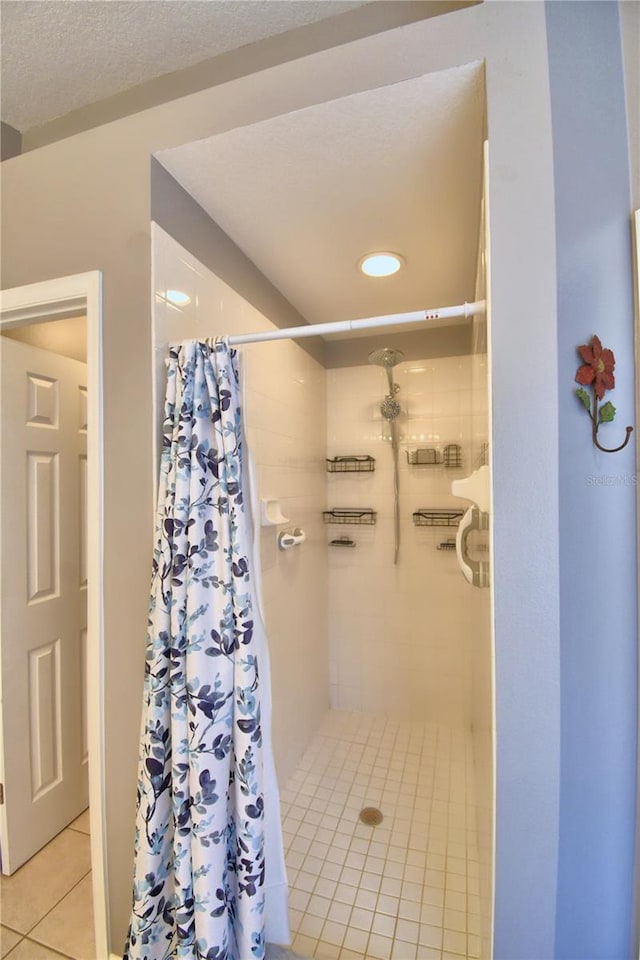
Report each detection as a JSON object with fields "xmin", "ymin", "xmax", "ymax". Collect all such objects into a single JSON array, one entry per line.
[{"xmin": 277, "ymin": 527, "xmax": 307, "ymax": 550}]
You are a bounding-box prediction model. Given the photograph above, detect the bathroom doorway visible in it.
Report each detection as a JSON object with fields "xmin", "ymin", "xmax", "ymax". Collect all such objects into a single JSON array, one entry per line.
[
  {"xmin": 0, "ymin": 272, "xmax": 108, "ymax": 958},
  {"xmin": 1, "ymin": 318, "xmax": 89, "ymax": 869}
]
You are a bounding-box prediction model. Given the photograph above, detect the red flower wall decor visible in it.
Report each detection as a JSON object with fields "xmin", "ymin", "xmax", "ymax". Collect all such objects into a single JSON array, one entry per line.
[
  {"xmin": 576, "ymin": 335, "xmax": 615, "ymax": 399},
  {"xmin": 575, "ymin": 335, "xmax": 633, "ymax": 453}
]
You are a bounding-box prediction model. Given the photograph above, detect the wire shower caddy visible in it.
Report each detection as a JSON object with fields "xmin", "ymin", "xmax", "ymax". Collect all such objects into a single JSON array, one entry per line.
[
  {"xmin": 412, "ymin": 508, "xmax": 465, "ymax": 527},
  {"xmin": 326, "ymin": 456, "xmax": 375, "ymax": 473},
  {"xmin": 323, "ymin": 508, "xmax": 377, "ymax": 525}
]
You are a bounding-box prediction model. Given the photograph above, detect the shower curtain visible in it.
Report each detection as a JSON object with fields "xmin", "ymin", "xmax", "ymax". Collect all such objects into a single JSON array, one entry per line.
[{"xmin": 125, "ymin": 340, "xmax": 288, "ymax": 960}]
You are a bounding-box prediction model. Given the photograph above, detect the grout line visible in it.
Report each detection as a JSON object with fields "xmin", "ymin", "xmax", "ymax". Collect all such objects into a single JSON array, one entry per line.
[
  {"xmin": 25, "ymin": 867, "xmax": 93, "ymax": 944},
  {"xmin": 2, "ymin": 825, "xmax": 94, "ymax": 943},
  {"xmin": 4, "ymin": 938, "xmax": 76, "ymax": 960},
  {"xmin": 2, "ymin": 943, "xmax": 24, "ymax": 960},
  {"xmin": 0, "ymin": 932, "xmax": 25, "ymax": 960}
]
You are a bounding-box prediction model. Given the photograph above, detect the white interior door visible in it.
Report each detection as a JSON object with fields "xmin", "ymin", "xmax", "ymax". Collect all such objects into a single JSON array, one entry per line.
[{"xmin": 0, "ymin": 336, "xmax": 89, "ymax": 874}]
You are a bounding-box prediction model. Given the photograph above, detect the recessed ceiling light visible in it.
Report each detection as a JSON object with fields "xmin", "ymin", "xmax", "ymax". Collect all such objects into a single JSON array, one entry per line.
[
  {"xmin": 358, "ymin": 252, "xmax": 404, "ymax": 278},
  {"xmin": 166, "ymin": 289, "xmax": 191, "ymax": 306}
]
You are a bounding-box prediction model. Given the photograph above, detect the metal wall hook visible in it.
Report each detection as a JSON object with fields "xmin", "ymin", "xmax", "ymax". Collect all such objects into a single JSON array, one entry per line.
[
  {"xmin": 575, "ymin": 335, "xmax": 634, "ymax": 454},
  {"xmin": 592, "ymin": 420, "xmax": 633, "ymax": 454}
]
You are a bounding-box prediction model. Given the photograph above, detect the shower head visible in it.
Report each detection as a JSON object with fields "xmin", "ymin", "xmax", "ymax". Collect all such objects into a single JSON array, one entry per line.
[
  {"xmin": 380, "ymin": 395, "xmax": 402, "ymax": 421},
  {"xmin": 367, "ymin": 347, "xmax": 405, "ymax": 368},
  {"xmin": 369, "ymin": 346, "xmax": 404, "ymax": 401}
]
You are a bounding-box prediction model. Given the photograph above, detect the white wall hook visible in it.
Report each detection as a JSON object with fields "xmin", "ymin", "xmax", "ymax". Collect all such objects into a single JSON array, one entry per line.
[{"xmin": 277, "ymin": 527, "xmax": 307, "ymax": 550}]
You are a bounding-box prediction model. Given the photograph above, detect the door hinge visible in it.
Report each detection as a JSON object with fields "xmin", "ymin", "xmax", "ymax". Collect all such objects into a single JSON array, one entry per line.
[{"xmin": 0, "ymin": 783, "xmax": 4, "ymax": 804}]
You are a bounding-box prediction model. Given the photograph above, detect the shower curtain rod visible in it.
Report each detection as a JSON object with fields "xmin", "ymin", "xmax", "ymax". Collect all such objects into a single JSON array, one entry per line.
[{"xmin": 225, "ymin": 300, "xmax": 486, "ymax": 346}]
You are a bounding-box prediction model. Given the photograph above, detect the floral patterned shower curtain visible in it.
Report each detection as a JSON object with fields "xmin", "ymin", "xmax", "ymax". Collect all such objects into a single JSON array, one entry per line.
[{"xmin": 125, "ymin": 340, "xmax": 272, "ymax": 960}]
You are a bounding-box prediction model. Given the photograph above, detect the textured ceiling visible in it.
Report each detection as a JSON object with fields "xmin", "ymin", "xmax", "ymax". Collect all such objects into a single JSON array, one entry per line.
[
  {"xmin": 157, "ymin": 63, "xmax": 485, "ymax": 333},
  {"xmin": 0, "ymin": 0, "xmax": 365, "ymax": 131}
]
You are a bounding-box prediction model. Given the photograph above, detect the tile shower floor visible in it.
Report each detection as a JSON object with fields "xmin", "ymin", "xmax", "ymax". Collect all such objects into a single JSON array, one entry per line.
[
  {"xmin": 280, "ymin": 711, "xmax": 482, "ymax": 960},
  {"xmin": 0, "ymin": 809, "xmax": 95, "ymax": 960}
]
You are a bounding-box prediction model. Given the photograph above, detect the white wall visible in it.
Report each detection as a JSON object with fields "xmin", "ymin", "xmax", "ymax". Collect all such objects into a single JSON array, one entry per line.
[
  {"xmin": 620, "ymin": 0, "xmax": 640, "ymax": 210},
  {"xmin": 151, "ymin": 225, "xmax": 329, "ymax": 785},
  {"xmin": 1, "ymin": 4, "xmax": 562, "ymax": 949},
  {"xmin": 326, "ymin": 354, "xmax": 474, "ymax": 725},
  {"xmin": 546, "ymin": 5, "xmax": 637, "ymax": 953}
]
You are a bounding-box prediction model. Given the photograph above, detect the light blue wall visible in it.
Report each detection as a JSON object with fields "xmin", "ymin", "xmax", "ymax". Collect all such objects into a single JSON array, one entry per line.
[{"xmin": 546, "ymin": 3, "xmax": 638, "ymax": 956}]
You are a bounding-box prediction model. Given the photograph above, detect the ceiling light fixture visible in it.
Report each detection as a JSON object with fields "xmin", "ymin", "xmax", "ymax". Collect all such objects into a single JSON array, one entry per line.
[
  {"xmin": 358, "ymin": 252, "xmax": 404, "ymax": 278},
  {"xmin": 166, "ymin": 289, "xmax": 191, "ymax": 306}
]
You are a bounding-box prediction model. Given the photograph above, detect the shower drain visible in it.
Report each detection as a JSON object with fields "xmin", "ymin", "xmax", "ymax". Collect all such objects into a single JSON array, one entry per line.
[{"xmin": 359, "ymin": 807, "xmax": 383, "ymax": 826}]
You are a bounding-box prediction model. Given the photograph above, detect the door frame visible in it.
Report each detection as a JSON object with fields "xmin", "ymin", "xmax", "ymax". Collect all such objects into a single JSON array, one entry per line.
[{"xmin": 0, "ymin": 271, "xmax": 108, "ymax": 958}]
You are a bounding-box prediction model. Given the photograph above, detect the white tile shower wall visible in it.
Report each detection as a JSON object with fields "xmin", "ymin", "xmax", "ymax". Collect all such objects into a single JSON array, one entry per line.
[
  {"xmin": 151, "ymin": 224, "xmax": 329, "ymax": 784},
  {"xmin": 326, "ymin": 356, "xmax": 474, "ymax": 726}
]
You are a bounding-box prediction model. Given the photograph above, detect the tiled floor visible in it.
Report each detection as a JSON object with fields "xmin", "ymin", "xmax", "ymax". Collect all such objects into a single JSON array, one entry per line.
[
  {"xmin": 280, "ymin": 711, "xmax": 481, "ymax": 960},
  {"xmin": 0, "ymin": 808, "xmax": 95, "ymax": 960},
  {"xmin": 1, "ymin": 720, "xmax": 480, "ymax": 960}
]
